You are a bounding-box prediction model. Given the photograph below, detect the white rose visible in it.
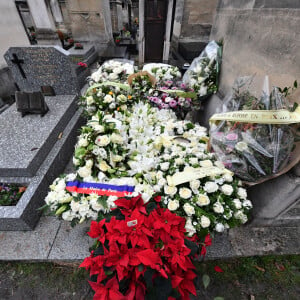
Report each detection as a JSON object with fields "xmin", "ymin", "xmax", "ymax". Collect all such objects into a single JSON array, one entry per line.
[
  {"xmin": 215, "ymin": 223, "xmax": 225, "ymax": 233},
  {"xmin": 185, "ymin": 218, "xmax": 197, "ymax": 237},
  {"xmin": 99, "ymin": 160, "xmax": 110, "ymax": 172},
  {"xmin": 189, "ymin": 157, "xmax": 198, "ymax": 165},
  {"xmin": 200, "ymin": 215, "xmax": 211, "ymax": 228},
  {"xmin": 66, "ymin": 173, "xmax": 76, "ymax": 181},
  {"xmin": 85, "ymin": 159, "xmax": 93, "ymax": 169},
  {"xmin": 237, "ymin": 187, "xmax": 247, "ymax": 199},
  {"xmin": 213, "ymin": 202, "xmax": 224, "ymax": 214},
  {"xmin": 203, "ymin": 181, "xmax": 218, "ymax": 193},
  {"xmin": 164, "ymin": 185, "xmax": 177, "ymax": 196},
  {"xmin": 175, "ymin": 158, "xmax": 184, "ymax": 165},
  {"xmin": 190, "ymin": 180, "xmax": 200, "ymax": 191},
  {"xmin": 73, "ymin": 157, "xmax": 80, "ymax": 166},
  {"xmin": 196, "ymin": 194, "xmax": 210, "ymax": 206},
  {"xmin": 179, "ymin": 188, "xmax": 192, "ymax": 199},
  {"xmin": 224, "ymin": 210, "xmax": 233, "ymax": 220},
  {"xmin": 199, "ymin": 86, "xmax": 207, "ymax": 96},
  {"xmin": 110, "ymin": 133, "xmax": 123, "ymax": 144},
  {"xmin": 95, "ymin": 135, "xmax": 110, "ymax": 147},
  {"xmin": 160, "ymin": 162, "xmax": 170, "ymax": 171},
  {"xmin": 93, "ymin": 125, "xmax": 105, "ymax": 133},
  {"xmin": 103, "ymin": 94, "xmax": 114, "ymax": 103},
  {"xmin": 200, "ymin": 160, "xmax": 213, "ymax": 168},
  {"xmin": 168, "ymin": 200, "xmax": 180, "ymax": 211},
  {"xmin": 78, "ymin": 166, "xmax": 92, "ymax": 178},
  {"xmin": 223, "ymin": 173, "xmax": 233, "ymax": 182},
  {"xmin": 158, "ymin": 178, "xmax": 167, "ymax": 187},
  {"xmin": 233, "ymin": 198, "xmax": 242, "ymax": 209},
  {"xmin": 235, "ymin": 142, "xmax": 249, "ymax": 152},
  {"xmin": 234, "ymin": 210, "xmax": 248, "ymax": 224},
  {"xmin": 243, "ymin": 200, "xmax": 253, "ymax": 209},
  {"xmin": 86, "ymin": 96, "xmax": 94, "ymax": 105},
  {"xmin": 78, "ymin": 137, "xmax": 88, "ymax": 147},
  {"xmin": 221, "ymin": 184, "xmax": 234, "ymax": 196},
  {"xmin": 183, "ymin": 203, "xmax": 195, "ymax": 217}
]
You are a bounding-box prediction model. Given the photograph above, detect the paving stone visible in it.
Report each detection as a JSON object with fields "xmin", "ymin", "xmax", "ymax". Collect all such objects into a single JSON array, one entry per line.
[
  {"xmin": 48, "ymin": 220, "xmax": 93, "ymax": 261},
  {"xmin": 0, "ymin": 216, "xmax": 60, "ymax": 260},
  {"xmin": 229, "ymin": 226, "xmax": 300, "ymax": 256}
]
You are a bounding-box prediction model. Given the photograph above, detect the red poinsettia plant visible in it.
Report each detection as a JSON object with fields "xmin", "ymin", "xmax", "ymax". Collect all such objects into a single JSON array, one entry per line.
[{"xmin": 80, "ymin": 195, "xmax": 211, "ymax": 300}]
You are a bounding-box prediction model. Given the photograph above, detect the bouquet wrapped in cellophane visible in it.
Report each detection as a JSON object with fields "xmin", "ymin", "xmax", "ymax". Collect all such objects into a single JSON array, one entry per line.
[{"xmin": 209, "ymin": 76, "xmax": 300, "ymax": 183}]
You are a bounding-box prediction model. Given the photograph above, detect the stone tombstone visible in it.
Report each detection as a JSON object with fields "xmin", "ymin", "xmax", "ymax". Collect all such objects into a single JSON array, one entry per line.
[{"xmin": 4, "ymin": 46, "xmax": 88, "ymax": 95}]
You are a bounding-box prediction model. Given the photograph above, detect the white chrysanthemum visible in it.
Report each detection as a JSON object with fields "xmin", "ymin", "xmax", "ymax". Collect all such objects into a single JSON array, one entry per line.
[
  {"xmin": 221, "ymin": 184, "xmax": 234, "ymax": 196},
  {"xmin": 179, "ymin": 188, "xmax": 192, "ymax": 199},
  {"xmin": 196, "ymin": 194, "xmax": 210, "ymax": 206},
  {"xmin": 183, "ymin": 203, "xmax": 195, "ymax": 216}
]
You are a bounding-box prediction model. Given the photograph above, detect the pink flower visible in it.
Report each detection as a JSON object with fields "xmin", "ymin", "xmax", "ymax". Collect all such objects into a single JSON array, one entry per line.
[
  {"xmin": 169, "ymin": 100, "xmax": 177, "ymax": 108},
  {"xmin": 226, "ymin": 133, "xmax": 238, "ymax": 141}
]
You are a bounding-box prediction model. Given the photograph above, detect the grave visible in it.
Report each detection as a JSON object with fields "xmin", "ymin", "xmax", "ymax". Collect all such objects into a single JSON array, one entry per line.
[
  {"xmin": 0, "ymin": 95, "xmax": 85, "ymax": 230},
  {"xmin": 4, "ymin": 46, "xmax": 90, "ymax": 95},
  {"xmin": 68, "ymin": 44, "xmax": 98, "ymax": 66},
  {"xmin": 199, "ymin": 0, "xmax": 300, "ymax": 226}
]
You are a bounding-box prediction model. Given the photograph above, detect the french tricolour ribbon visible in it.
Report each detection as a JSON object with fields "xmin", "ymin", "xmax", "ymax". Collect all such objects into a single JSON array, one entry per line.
[{"xmin": 66, "ymin": 181, "xmax": 134, "ymax": 197}]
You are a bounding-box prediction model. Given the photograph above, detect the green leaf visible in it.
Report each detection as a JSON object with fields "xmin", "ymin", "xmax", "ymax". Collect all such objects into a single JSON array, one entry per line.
[
  {"xmin": 202, "ymin": 274, "xmax": 210, "ymax": 289},
  {"xmin": 214, "ymin": 297, "xmax": 224, "ymax": 300},
  {"xmin": 75, "ymin": 147, "xmax": 86, "ymax": 158}
]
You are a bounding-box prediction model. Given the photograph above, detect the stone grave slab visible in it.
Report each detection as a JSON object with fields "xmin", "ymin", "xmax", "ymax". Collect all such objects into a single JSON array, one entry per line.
[
  {"xmin": 0, "ymin": 95, "xmax": 77, "ymax": 177},
  {"xmin": 4, "ymin": 46, "xmax": 89, "ymax": 95},
  {"xmin": 0, "ymin": 97, "xmax": 85, "ymax": 230}
]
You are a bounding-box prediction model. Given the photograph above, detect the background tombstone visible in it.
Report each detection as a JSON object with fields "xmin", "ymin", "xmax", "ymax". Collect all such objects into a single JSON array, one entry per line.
[
  {"xmin": 199, "ymin": 0, "xmax": 300, "ymax": 226},
  {"xmin": 4, "ymin": 46, "xmax": 90, "ymax": 95}
]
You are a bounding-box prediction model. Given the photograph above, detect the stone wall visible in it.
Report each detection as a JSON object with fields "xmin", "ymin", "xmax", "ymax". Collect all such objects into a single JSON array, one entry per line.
[
  {"xmin": 180, "ymin": 0, "xmax": 218, "ymax": 42},
  {"xmin": 0, "ymin": 0, "xmax": 29, "ymax": 68},
  {"xmin": 202, "ymin": 0, "xmax": 300, "ymax": 225},
  {"xmin": 0, "ymin": 67, "xmax": 16, "ymax": 100},
  {"xmin": 65, "ymin": 0, "xmax": 111, "ymax": 50}
]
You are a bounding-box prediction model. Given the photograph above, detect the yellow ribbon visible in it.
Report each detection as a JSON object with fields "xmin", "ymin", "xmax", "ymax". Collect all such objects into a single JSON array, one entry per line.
[{"xmin": 210, "ymin": 107, "xmax": 300, "ymax": 125}]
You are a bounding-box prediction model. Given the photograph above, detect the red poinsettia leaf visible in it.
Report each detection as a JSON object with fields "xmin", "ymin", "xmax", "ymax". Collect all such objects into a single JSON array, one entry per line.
[
  {"xmin": 214, "ymin": 266, "xmax": 224, "ymax": 273},
  {"xmin": 154, "ymin": 196, "xmax": 161, "ymax": 202},
  {"xmin": 204, "ymin": 234, "xmax": 212, "ymax": 246},
  {"xmin": 171, "ymin": 275, "xmax": 183, "ymax": 288},
  {"xmin": 136, "ymin": 249, "xmax": 161, "ymax": 267},
  {"xmin": 180, "ymin": 279, "xmax": 197, "ymax": 296},
  {"xmin": 200, "ymin": 246, "xmax": 207, "ymax": 257}
]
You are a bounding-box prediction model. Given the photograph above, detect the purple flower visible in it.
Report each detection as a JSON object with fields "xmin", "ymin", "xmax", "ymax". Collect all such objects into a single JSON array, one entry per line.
[
  {"xmin": 169, "ymin": 100, "xmax": 177, "ymax": 108},
  {"xmin": 180, "ymin": 83, "xmax": 186, "ymax": 89}
]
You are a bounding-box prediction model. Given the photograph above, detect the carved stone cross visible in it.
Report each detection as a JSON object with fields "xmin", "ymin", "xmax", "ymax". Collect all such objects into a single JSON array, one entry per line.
[{"xmin": 11, "ymin": 53, "xmax": 26, "ymax": 79}]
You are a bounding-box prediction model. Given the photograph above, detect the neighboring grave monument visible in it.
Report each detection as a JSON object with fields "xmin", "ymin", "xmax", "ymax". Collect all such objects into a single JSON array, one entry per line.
[
  {"xmin": 200, "ymin": 0, "xmax": 300, "ymax": 226},
  {"xmin": 4, "ymin": 46, "xmax": 90, "ymax": 95}
]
